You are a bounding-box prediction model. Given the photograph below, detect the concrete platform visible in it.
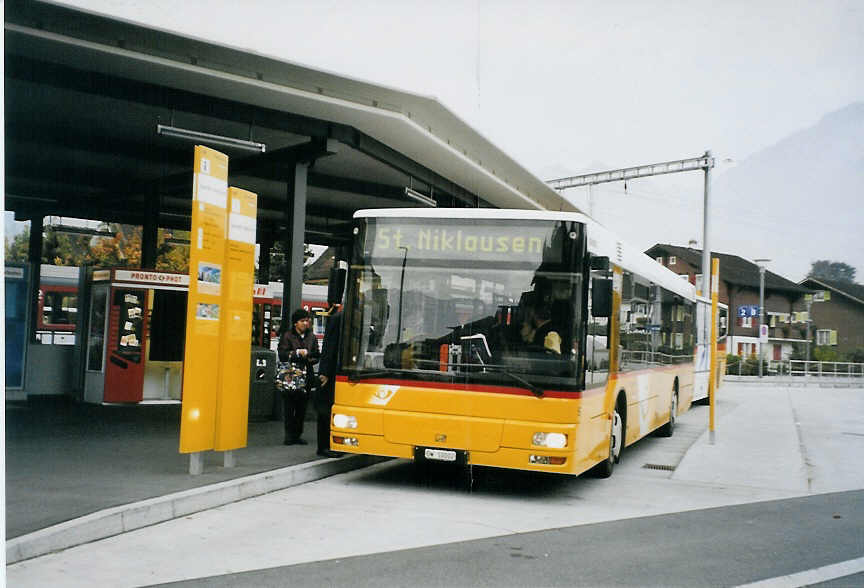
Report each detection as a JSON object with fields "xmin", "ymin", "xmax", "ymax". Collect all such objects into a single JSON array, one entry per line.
[{"xmin": 5, "ymin": 396, "xmax": 382, "ymax": 563}]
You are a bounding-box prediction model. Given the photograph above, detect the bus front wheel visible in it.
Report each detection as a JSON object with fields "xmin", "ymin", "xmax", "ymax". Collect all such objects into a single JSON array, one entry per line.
[{"xmin": 595, "ymin": 407, "xmax": 622, "ymax": 478}]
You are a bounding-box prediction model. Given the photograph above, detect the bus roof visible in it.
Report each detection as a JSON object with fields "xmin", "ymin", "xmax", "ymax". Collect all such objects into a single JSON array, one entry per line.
[{"xmin": 354, "ymin": 207, "xmax": 592, "ymax": 223}]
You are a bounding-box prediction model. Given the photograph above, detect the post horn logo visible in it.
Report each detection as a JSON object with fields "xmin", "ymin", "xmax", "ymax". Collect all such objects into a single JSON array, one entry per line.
[{"xmin": 435, "ymin": 433, "xmax": 447, "ymax": 442}]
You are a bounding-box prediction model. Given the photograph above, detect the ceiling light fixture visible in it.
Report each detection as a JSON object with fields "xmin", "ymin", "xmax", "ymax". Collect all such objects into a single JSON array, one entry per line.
[
  {"xmin": 50, "ymin": 225, "xmax": 116, "ymax": 238},
  {"xmin": 404, "ymin": 187, "xmax": 437, "ymax": 207},
  {"xmin": 156, "ymin": 124, "xmax": 266, "ymax": 153}
]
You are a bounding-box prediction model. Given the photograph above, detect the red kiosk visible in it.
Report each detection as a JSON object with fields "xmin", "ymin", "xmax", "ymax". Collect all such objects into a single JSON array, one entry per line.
[
  {"xmin": 81, "ymin": 268, "xmax": 328, "ymax": 404},
  {"xmin": 83, "ymin": 269, "xmax": 188, "ymax": 404}
]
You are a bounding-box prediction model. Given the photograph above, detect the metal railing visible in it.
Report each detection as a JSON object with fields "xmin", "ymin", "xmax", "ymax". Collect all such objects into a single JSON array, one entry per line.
[{"xmin": 725, "ymin": 358, "xmax": 864, "ymax": 386}]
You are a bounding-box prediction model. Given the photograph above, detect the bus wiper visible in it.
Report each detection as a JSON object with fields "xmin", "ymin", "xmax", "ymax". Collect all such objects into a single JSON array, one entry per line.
[
  {"xmin": 481, "ymin": 366, "xmax": 544, "ymax": 398},
  {"xmin": 347, "ymin": 369, "xmax": 399, "ymax": 382}
]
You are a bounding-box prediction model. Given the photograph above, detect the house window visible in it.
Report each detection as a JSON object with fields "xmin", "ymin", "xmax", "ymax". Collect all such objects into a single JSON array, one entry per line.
[
  {"xmin": 816, "ymin": 329, "xmax": 837, "ymax": 346},
  {"xmin": 738, "ymin": 316, "xmax": 752, "ymax": 328},
  {"xmin": 656, "ymin": 256, "xmax": 664, "ymax": 264},
  {"xmin": 668, "ymin": 255, "xmax": 677, "ymax": 265}
]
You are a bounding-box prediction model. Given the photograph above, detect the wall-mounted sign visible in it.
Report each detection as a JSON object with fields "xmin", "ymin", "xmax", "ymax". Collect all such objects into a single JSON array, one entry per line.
[{"xmin": 737, "ymin": 304, "xmax": 759, "ymax": 318}]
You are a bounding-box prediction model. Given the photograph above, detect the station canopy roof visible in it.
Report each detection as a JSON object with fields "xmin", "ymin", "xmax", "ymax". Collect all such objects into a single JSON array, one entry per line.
[{"xmin": 5, "ymin": 1, "xmax": 579, "ymax": 246}]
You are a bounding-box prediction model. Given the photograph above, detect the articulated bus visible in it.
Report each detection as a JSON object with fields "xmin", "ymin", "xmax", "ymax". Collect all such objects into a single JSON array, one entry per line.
[{"xmin": 329, "ymin": 208, "xmax": 723, "ymax": 477}]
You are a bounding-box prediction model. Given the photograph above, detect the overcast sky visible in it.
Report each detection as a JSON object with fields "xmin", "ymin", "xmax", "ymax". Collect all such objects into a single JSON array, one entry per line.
[{"xmin": 17, "ymin": 0, "xmax": 864, "ymax": 280}]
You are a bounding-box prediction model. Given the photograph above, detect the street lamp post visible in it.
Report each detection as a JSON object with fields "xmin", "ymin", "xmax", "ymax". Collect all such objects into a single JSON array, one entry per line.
[
  {"xmin": 754, "ymin": 258, "xmax": 771, "ymax": 378},
  {"xmin": 805, "ymin": 296, "xmax": 813, "ymax": 363},
  {"xmin": 700, "ymin": 150, "xmax": 712, "ymax": 298}
]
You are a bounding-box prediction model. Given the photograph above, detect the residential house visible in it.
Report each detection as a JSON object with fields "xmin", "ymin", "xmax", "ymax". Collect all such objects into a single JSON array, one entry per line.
[
  {"xmin": 645, "ymin": 244, "xmax": 812, "ymax": 360},
  {"xmin": 305, "ymin": 247, "xmax": 337, "ymax": 285},
  {"xmin": 797, "ymin": 278, "xmax": 864, "ymax": 358}
]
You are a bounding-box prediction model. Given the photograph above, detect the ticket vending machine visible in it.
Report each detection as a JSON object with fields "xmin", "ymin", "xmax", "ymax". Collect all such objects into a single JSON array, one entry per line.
[{"xmin": 83, "ymin": 269, "xmax": 188, "ymax": 404}]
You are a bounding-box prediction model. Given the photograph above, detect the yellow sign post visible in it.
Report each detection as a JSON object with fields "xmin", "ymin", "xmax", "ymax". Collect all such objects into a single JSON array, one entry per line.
[
  {"xmin": 708, "ymin": 257, "xmax": 720, "ymax": 444},
  {"xmin": 180, "ymin": 146, "xmax": 229, "ymax": 468},
  {"xmin": 214, "ymin": 187, "xmax": 257, "ymax": 455}
]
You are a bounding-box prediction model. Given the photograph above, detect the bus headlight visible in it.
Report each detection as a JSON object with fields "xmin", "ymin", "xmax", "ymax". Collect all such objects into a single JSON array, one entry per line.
[
  {"xmin": 333, "ymin": 414, "xmax": 358, "ymax": 429},
  {"xmin": 532, "ymin": 432, "xmax": 567, "ymax": 449}
]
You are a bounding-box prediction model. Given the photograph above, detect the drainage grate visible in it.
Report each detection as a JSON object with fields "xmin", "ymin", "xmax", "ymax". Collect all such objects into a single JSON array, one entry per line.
[{"xmin": 642, "ymin": 463, "xmax": 676, "ymax": 471}]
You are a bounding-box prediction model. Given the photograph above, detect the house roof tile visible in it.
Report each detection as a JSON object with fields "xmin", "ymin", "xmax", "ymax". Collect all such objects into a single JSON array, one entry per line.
[
  {"xmin": 645, "ymin": 244, "xmax": 811, "ymax": 294},
  {"xmin": 799, "ymin": 277, "xmax": 864, "ymax": 306}
]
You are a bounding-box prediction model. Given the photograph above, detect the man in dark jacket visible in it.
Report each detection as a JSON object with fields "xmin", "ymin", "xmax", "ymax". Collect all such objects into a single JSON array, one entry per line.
[
  {"xmin": 278, "ymin": 308, "xmax": 320, "ymax": 445},
  {"xmin": 316, "ymin": 305, "xmax": 344, "ymax": 458}
]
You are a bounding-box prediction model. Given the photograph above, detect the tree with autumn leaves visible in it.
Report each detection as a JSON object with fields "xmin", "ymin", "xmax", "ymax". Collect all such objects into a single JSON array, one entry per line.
[
  {"xmin": 4, "ymin": 224, "xmax": 191, "ymax": 272},
  {"xmin": 5, "ymin": 222, "xmax": 311, "ymax": 280}
]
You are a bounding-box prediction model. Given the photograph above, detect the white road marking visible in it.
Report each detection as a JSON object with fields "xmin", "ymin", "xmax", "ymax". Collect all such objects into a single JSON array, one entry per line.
[{"xmin": 736, "ymin": 556, "xmax": 864, "ymax": 588}]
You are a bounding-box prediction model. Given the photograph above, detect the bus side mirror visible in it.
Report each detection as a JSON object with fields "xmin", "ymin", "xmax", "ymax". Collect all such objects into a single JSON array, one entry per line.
[
  {"xmin": 591, "ymin": 278, "xmax": 613, "ymax": 317},
  {"xmin": 327, "ymin": 267, "xmax": 346, "ymax": 305},
  {"xmin": 590, "ymin": 256, "xmax": 610, "ymax": 271}
]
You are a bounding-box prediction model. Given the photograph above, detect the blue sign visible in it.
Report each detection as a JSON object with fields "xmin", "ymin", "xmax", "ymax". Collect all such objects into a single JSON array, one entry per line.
[{"xmin": 737, "ymin": 305, "xmax": 759, "ymax": 318}]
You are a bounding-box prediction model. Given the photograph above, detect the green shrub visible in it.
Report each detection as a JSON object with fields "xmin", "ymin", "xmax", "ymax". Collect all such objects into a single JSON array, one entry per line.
[
  {"xmin": 725, "ymin": 354, "xmax": 741, "ymax": 374},
  {"xmin": 813, "ymin": 347, "xmax": 841, "ymax": 362},
  {"xmin": 725, "ymin": 354, "xmax": 769, "ymax": 375}
]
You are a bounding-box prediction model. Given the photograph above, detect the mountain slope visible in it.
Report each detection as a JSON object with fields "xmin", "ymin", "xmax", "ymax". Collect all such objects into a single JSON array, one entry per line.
[{"xmin": 712, "ymin": 102, "xmax": 864, "ymax": 281}]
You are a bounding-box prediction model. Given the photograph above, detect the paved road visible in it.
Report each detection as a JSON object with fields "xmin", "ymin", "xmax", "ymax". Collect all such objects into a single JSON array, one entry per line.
[
  {"xmin": 7, "ymin": 384, "xmax": 864, "ymax": 587},
  {"xmin": 155, "ymin": 490, "xmax": 864, "ymax": 587}
]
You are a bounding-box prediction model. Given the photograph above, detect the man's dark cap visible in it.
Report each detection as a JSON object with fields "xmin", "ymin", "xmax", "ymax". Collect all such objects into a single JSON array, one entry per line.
[{"xmin": 291, "ymin": 308, "xmax": 311, "ymax": 324}]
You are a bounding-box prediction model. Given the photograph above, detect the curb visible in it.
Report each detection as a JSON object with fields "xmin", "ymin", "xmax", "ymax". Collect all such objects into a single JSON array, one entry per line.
[{"xmin": 6, "ymin": 454, "xmax": 387, "ymax": 564}]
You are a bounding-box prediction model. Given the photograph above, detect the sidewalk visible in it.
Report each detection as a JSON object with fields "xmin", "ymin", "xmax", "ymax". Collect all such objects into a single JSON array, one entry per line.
[
  {"xmin": 5, "ymin": 396, "xmax": 380, "ymax": 563},
  {"xmin": 674, "ymin": 382, "xmax": 864, "ymax": 495}
]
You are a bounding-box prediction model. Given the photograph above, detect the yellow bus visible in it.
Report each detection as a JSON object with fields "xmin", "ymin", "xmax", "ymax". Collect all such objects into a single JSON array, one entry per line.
[{"xmin": 330, "ymin": 208, "xmax": 706, "ymax": 477}]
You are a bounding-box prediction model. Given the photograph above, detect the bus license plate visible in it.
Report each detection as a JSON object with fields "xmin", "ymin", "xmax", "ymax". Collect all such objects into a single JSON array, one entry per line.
[{"xmin": 424, "ymin": 448, "xmax": 457, "ymax": 462}]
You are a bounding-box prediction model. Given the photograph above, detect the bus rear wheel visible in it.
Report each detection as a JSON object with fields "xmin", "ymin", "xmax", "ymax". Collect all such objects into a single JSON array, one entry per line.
[
  {"xmin": 657, "ymin": 389, "xmax": 678, "ymax": 438},
  {"xmin": 595, "ymin": 408, "xmax": 622, "ymax": 478}
]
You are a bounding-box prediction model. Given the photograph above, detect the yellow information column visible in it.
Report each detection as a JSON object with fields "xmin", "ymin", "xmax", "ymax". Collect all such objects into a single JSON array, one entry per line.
[
  {"xmin": 708, "ymin": 257, "xmax": 720, "ymax": 444},
  {"xmin": 180, "ymin": 146, "xmax": 229, "ymax": 470},
  {"xmin": 214, "ymin": 187, "xmax": 257, "ymax": 458}
]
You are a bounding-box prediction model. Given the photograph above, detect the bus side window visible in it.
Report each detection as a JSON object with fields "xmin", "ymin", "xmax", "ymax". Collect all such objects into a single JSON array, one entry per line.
[{"xmin": 718, "ymin": 307, "xmax": 728, "ymax": 340}]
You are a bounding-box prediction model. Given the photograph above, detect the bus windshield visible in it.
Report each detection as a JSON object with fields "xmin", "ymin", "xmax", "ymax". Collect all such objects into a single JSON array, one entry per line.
[{"xmin": 343, "ymin": 217, "xmax": 586, "ymax": 391}]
